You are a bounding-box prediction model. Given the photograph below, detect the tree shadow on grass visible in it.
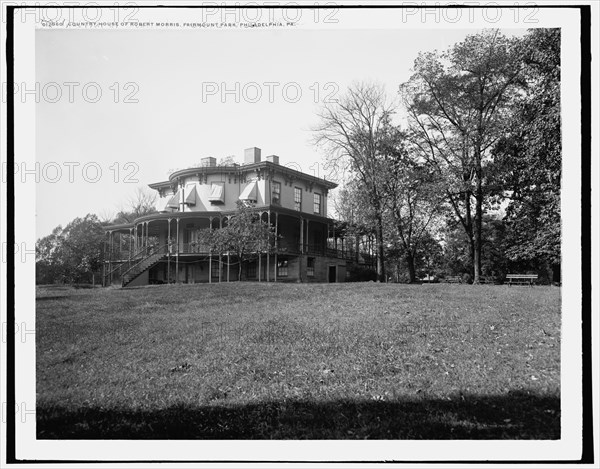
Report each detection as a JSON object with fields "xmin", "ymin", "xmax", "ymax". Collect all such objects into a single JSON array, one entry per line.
[
  {"xmin": 35, "ymin": 296, "xmax": 70, "ymax": 302},
  {"xmin": 37, "ymin": 391, "xmax": 559, "ymax": 439}
]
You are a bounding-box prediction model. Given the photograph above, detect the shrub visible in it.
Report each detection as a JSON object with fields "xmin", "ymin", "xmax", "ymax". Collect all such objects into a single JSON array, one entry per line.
[{"xmin": 347, "ymin": 265, "xmax": 377, "ymax": 282}]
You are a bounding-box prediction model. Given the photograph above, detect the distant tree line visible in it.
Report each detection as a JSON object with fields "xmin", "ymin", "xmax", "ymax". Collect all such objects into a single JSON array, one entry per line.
[{"xmin": 315, "ymin": 29, "xmax": 561, "ymax": 284}]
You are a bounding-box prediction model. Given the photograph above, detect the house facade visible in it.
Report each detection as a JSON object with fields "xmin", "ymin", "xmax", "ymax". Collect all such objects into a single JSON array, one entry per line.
[{"xmin": 103, "ymin": 148, "xmax": 376, "ymax": 287}]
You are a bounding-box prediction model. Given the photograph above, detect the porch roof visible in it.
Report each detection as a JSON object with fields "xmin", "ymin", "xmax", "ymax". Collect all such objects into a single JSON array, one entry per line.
[
  {"xmin": 103, "ymin": 222, "xmax": 134, "ymax": 233},
  {"xmin": 129, "ymin": 204, "xmax": 336, "ymax": 226}
]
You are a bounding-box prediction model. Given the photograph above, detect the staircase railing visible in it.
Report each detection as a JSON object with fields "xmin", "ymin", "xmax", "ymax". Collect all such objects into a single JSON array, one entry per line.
[
  {"xmin": 103, "ymin": 243, "xmax": 163, "ymax": 286},
  {"xmin": 120, "ymin": 244, "xmax": 168, "ymax": 281}
]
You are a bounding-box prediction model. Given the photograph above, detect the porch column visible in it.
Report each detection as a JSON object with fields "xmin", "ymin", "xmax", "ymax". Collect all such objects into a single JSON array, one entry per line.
[
  {"xmin": 167, "ymin": 218, "xmax": 171, "ymax": 283},
  {"xmin": 274, "ymin": 212, "xmax": 278, "ymax": 283},
  {"xmin": 128, "ymin": 228, "xmax": 133, "ymax": 262},
  {"xmin": 108, "ymin": 231, "xmax": 113, "ymax": 284},
  {"xmin": 332, "ymin": 224, "xmax": 336, "ymax": 252},
  {"xmin": 299, "ymin": 217, "xmax": 304, "ymax": 254},
  {"xmin": 266, "ymin": 211, "xmax": 270, "ymax": 282},
  {"xmin": 306, "ymin": 219, "xmax": 310, "ymax": 254},
  {"xmin": 145, "ymin": 221, "xmax": 150, "ymax": 252},
  {"xmin": 257, "ymin": 212, "xmax": 262, "ymax": 282},
  {"xmin": 208, "ymin": 217, "xmax": 213, "ymax": 284},
  {"xmin": 218, "ymin": 217, "xmax": 222, "ymax": 283},
  {"xmin": 175, "ymin": 218, "xmax": 180, "ymax": 283}
]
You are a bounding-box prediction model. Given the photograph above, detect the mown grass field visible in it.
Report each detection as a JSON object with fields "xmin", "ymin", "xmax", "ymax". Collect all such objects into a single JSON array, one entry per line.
[{"xmin": 36, "ymin": 282, "xmax": 560, "ymax": 439}]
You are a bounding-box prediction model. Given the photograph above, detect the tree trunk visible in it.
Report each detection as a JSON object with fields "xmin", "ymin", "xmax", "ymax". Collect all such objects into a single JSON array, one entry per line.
[
  {"xmin": 473, "ymin": 198, "xmax": 482, "ymax": 284},
  {"xmin": 473, "ymin": 146, "xmax": 483, "ymax": 284},
  {"xmin": 406, "ymin": 253, "xmax": 417, "ymax": 283},
  {"xmin": 468, "ymin": 235, "xmax": 475, "ymax": 280},
  {"xmin": 375, "ymin": 213, "xmax": 386, "ymax": 282},
  {"xmin": 463, "ymin": 190, "xmax": 475, "ymax": 280}
]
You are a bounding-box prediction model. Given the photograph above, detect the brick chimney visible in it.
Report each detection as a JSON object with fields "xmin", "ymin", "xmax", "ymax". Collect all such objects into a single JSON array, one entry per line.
[
  {"xmin": 266, "ymin": 155, "xmax": 280, "ymax": 165},
  {"xmin": 201, "ymin": 157, "xmax": 216, "ymax": 167},
  {"xmin": 244, "ymin": 147, "xmax": 261, "ymax": 164}
]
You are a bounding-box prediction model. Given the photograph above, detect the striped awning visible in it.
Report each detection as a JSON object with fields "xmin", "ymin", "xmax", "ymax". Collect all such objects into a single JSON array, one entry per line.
[
  {"xmin": 208, "ymin": 183, "xmax": 225, "ymax": 203},
  {"xmin": 166, "ymin": 190, "xmax": 180, "ymax": 209},
  {"xmin": 184, "ymin": 186, "xmax": 198, "ymax": 206},
  {"xmin": 239, "ymin": 181, "xmax": 257, "ymax": 202}
]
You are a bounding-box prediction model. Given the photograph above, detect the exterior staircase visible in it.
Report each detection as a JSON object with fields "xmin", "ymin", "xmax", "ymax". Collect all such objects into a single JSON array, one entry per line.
[{"xmin": 121, "ymin": 246, "xmax": 167, "ymax": 287}]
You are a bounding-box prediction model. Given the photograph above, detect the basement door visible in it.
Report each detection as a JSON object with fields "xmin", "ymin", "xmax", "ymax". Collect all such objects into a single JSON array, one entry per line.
[{"xmin": 328, "ymin": 265, "xmax": 336, "ymax": 283}]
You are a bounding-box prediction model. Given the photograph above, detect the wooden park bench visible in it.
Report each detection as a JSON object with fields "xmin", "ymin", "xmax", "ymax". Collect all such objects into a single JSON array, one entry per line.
[
  {"xmin": 506, "ymin": 273, "xmax": 538, "ymax": 286},
  {"xmin": 444, "ymin": 276, "xmax": 462, "ymax": 284}
]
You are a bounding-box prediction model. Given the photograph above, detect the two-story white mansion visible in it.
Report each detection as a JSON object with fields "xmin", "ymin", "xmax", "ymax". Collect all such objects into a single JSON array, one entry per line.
[{"xmin": 103, "ymin": 148, "xmax": 376, "ymax": 287}]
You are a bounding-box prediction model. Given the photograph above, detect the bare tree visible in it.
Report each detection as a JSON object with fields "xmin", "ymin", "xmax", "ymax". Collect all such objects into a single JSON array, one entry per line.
[
  {"xmin": 113, "ymin": 187, "xmax": 158, "ymax": 224},
  {"xmin": 313, "ymin": 82, "xmax": 396, "ymax": 282},
  {"xmin": 97, "ymin": 208, "xmax": 115, "ymax": 225}
]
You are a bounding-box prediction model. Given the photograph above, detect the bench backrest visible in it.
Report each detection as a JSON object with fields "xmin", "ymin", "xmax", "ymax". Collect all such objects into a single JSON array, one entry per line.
[{"xmin": 506, "ymin": 274, "xmax": 538, "ymax": 279}]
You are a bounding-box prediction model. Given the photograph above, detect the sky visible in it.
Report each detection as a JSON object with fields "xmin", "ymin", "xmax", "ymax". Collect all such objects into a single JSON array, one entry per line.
[{"xmin": 35, "ymin": 25, "xmax": 528, "ymax": 238}]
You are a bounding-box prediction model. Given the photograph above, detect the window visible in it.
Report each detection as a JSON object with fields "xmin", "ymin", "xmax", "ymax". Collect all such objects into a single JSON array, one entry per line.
[
  {"xmin": 277, "ymin": 259, "xmax": 288, "ymax": 277},
  {"xmin": 307, "ymin": 257, "xmax": 315, "ymax": 277},
  {"xmin": 272, "ymin": 181, "xmax": 281, "ymax": 205},
  {"xmin": 247, "ymin": 262, "xmax": 256, "ymax": 278},
  {"xmin": 294, "ymin": 187, "xmax": 302, "ymax": 211},
  {"xmin": 313, "ymin": 193, "xmax": 322, "ymax": 215}
]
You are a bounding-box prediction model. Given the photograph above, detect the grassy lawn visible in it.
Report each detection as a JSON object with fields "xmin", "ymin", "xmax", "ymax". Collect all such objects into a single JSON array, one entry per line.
[{"xmin": 36, "ymin": 282, "xmax": 560, "ymax": 439}]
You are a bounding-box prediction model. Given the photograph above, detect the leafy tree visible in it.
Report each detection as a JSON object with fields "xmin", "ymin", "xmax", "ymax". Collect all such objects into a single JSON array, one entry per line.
[
  {"xmin": 36, "ymin": 226, "xmax": 65, "ymax": 284},
  {"xmin": 36, "ymin": 214, "xmax": 105, "ymax": 284},
  {"xmin": 401, "ymin": 29, "xmax": 521, "ymax": 283},
  {"xmin": 331, "ymin": 179, "xmax": 379, "ymax": 263},
  {"xmin": 196, "ymin": 202, "xmax": 278, "ymax": 281},
  {"xmin": 379, "ymin": 132, "xmax": 446, "ymax": 283},
  {"xmin": 492, "ymin": 28, "xmax": 561, "ymax": 280},
  {"xmin": 313, "ymin": 82, "xmax": 396, "ymax": 282},
  {"xmin": 218, "ymin": 155, "xmax": 236, "ymax": 166}
]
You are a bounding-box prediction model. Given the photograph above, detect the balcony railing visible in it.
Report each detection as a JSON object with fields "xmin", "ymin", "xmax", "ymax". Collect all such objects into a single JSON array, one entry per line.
[{"xmin": 179, "ymin": 243, "xmax": 212, "ymax": 254}]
